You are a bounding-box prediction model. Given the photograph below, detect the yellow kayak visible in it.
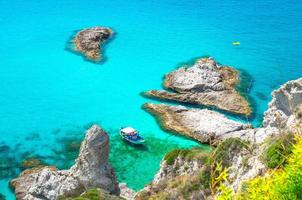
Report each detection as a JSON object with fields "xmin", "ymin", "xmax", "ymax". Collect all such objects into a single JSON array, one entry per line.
[{"xmin": 232, "ymin": 41, "xmax": 241, "ymax": 46}]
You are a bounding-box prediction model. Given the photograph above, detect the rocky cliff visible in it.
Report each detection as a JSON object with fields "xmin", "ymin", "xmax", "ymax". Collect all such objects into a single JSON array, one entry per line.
[
  {"xmin": 263, "ymin": 77, "xmax": 302, "ymax": 129},
  {"xmin": 10, "ymin": 125, "xmax": 120, "ymax": 200},
  {"xmin": 138, "ymin": 77, "xmax": 302, "ymax": 199}
]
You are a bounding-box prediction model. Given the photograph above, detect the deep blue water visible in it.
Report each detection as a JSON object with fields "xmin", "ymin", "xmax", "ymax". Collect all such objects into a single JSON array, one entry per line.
[{"xmin": 0, "ymin": 0, "xmax": 302, "ymax": 199}]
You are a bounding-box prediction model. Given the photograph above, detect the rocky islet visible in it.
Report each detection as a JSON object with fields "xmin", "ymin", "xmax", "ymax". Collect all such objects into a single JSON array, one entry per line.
[
  {"xmin": 144, "ymin": 57, "xmax": 252, "ymax": 116},
  {"xmin": 73, "ymin": 27, "xmax": 113, "ymax": 62}
]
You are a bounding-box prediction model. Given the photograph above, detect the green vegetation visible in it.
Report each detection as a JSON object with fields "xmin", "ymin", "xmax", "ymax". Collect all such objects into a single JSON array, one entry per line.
[
  {"xmin": 136, "ymin": 167, "xmax": 212, "ymax": 200},
  {"xmin": 264, "ymin": 133, "xmax": 295, "ymax": 168},
  {"xmin": 217, "ymin": 135, "xmax": 302, "ymax": 200},
  {"xmin": 137, "ymin": 147, "xmax": 212, "ymax": 200},
  {"xmin": 164, "ymin": 147, "xmax": 209, "ymax": 165},
  {"xmin": 213, "ymin": 138, "xmax": 250, "ymax": 168},
  {"xmin": 139, "ymin": 134, "xmax": 302, "ymax": 200},
  {"xmin": 59, "ymin": 189, "xmax": 123, "ymax": 200}
]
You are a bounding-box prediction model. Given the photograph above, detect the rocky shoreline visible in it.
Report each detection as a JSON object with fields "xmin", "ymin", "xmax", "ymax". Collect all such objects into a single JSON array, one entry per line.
[
  {"xmin": 73, "ymin": 27, "xmax": 113, "ymax": 62},
  {"xmin": 144, "ymin": 57, "xmax": 252, "ymax": 116},
  {"xmin": 137, "ymin": 77, "xmax": 302, "ymax": 199}
]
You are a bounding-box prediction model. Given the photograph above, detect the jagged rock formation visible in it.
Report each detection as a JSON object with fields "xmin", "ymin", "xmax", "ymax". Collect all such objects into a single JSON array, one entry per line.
[
  {"xmin": 73, "ymin": 27, "xmax": 113, "ymax": 62},
  {"xmin": 10, "ymin": 125, "xmax": 119, "ymax": 200},
  {"xmin": 143, "ymin": 103, "xmax": 251, "ymax": 143},
  {"xmin": 263, "ymin": 77, "xmax": 302, "ymax": 129},
  {"xmin": 144, "ymin": 57, "xmax": 251, "ymax": 116}
]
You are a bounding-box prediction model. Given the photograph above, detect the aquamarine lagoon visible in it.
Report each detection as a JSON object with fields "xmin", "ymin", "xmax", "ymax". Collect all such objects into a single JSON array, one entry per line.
[{"xmin": 0, "ymin": 0, "xmax": 302, "ymax": 199}]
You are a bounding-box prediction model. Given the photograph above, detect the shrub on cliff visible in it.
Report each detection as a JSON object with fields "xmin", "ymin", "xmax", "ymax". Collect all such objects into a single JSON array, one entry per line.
[
  {"xmin": 59, "ymin": 188, "xmax": 123, "ymax": 200},
  {"xmin": 235, "ymin": 135, "xmax": 302, "ymax": 200},
  {"xmin": 213, "ymin": 138, "xmax": 250, "ymax": 168},
  {"xmin": 164, "ymin": 147, "xmax": 208, "ymax": 165},
  {"xmin": 264, "ymin": 133, "xmax": 295, "ymax": 168}
]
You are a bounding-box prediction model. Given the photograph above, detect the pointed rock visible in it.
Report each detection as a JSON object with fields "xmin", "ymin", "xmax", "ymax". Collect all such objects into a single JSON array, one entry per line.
[{"xmin": 10, "ymin": 125, "xmax": 119, "ymax": 200}]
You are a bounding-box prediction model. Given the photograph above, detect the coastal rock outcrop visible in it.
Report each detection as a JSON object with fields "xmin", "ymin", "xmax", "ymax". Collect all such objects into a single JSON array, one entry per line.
[
  {"xmin": 144, "ymin": 57, "xmax": 251, "ymax": 116},
  {"xmin": 140, "ymin": 77, "xmax": 302, "ymax": 199},
  {"xmin": 10, "ymin": 125, "xmax": 119, "ymax": 200},
  {"xmin": 73, "ymin": 27, "xmax": 113, "ymax": 62},
  {"xmin": 143, "ymin": 103, "xmax": 251, "ymax": 143},
  {"xmin": 263, "ymin": 77, "xmax": 302, "ymax": 129}
]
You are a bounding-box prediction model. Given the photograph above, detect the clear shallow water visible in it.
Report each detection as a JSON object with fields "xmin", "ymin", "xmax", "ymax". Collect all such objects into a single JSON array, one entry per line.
[{"xmin": 0, "ymin": 0, "xmax": 302, "ymax": 198}]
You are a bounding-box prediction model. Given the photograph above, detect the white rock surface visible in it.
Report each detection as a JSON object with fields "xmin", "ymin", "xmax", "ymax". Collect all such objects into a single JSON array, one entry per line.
[
  {"xmin": 263, "ymin": 77, "xmax": 302, "ymax": 129},
  {"xmin": 144, "ymin": 103, "xmax": 251, "ymax": 143},
  {"xmin": 178, "ymin": 107, "xmax": 251, "ymax": 138},
  {"xmin": 166, "ymin": 58, "xmax": 226, "ymax": 92},
  {"xmin": 145, "ymin": 57, "xmax": 252, "ymax": 116}
]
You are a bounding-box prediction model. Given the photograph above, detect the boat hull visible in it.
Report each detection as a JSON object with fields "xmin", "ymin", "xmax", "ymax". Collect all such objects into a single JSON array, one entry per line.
[{"xmin": 120, "ymin": 132, "xmax": 145, "ymax": 145}]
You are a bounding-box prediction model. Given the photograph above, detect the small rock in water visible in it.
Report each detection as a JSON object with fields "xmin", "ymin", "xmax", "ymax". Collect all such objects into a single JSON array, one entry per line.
[
  {"xmin": 0, "ymin": 156, "xmax": 18, "ymax": 179},
  {"xmin": 73, "ymin": 27, "xmax": 113, "ymax": 62}
]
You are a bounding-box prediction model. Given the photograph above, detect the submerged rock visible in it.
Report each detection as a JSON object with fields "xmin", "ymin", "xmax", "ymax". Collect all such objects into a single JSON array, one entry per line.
[
  {"xmin": 73, "ymin": 27, "xmax": 113, "ymax": 62},
  {"xmin": 144, "ymin": 57, "xmax": 251, "ymax": 116},
  {"xmin": 143, "ymin": 103, "xmax": 251, "ymax": 143},
  {"xmin": 0, "ymin": 193, "xmax": 5, "ymax": 200},
  {"xmin": 20, "ymin": 158, "xmax": 45, "ymax": 171},
  {"xmin": 0, "ymin": 152, "xmax": 18, "ymax": 179},
  {"xmin": 10, "ymin": 125, "xmax": 119, "ymax": 200}
]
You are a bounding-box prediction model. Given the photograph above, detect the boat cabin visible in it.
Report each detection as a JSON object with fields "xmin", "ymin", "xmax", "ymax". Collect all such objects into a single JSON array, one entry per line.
[{"xmin": 120, "ymin": 127, "xmax": 138, "ymax": 135}]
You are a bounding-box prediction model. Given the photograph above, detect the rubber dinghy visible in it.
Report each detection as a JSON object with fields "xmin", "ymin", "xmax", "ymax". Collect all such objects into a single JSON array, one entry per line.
[{"xmin": 120, "ymin": 127, "xmax": 145, "ymax": 144}]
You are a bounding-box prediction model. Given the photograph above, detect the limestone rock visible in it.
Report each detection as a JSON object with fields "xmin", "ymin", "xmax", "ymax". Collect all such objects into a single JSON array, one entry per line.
[
  {"xmin": 73, "ymin": 27, "xmax": 113, "ymax": 62},
  {"xmin": 153, "ymin": 154, "xmax": 207, "ymax": 185},
  {"xmin": 143, "ymin": 103, "xmax": 251, "ymax": 143},
  {"xmin": 140, "ymin": 77, "xmax": 302, "ymax": 199},
  {"xmin": 263, "ymin": 77, "xmax": 302, "ymax": 130},
  {"xmin": 10, "ymin": 125, "xmax": 119, "ymax": 200},
  {"xmin": 144, "ymin": 57, "xmax": 251, "ymax": 116}
]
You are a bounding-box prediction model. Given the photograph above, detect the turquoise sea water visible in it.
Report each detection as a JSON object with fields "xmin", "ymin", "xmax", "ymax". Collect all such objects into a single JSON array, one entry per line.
[{"xmin": 0, "ymin": 0, "xmax": 302, "ymax": 198}]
